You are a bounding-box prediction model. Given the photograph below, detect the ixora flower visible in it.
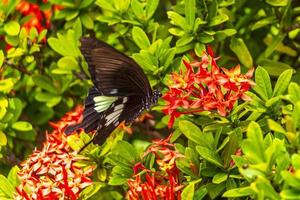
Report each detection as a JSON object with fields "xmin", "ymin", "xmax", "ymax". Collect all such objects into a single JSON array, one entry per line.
[
  {"xmin": 15, "ymin": 105, "xmax": 96, "ymax": 200},
  {"xmin": 126, "ymin": 136, "xmax": 184, "ymax": 200},
  {"xmin": 16, "ymin": 0, "xmax": 62, "ymax": 33},
  {"xmin": 162, "ymin": 47, "xmax": 255, "ymax": 128}
]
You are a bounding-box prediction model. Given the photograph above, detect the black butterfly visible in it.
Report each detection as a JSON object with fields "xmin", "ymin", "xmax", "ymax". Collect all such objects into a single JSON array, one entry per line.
[{"xmin": 65, "ymin": 37, "xmax": 161, "ymax": 144}]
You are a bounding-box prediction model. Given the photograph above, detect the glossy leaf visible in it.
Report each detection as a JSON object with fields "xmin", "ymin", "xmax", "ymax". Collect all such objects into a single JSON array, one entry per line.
[
  {"xmin": 273, "ymin": 69, "xmax": 293, "ymax": 97},
  {"xmin": 132, "ymin": 26, "xmax": 150, "ymax": 50},
  {"xmin": 4, "ymin": 21, "xmax": 20, "ymax": 36},
  {"xmin": 229, "ymin": 37, "xmax": 253, "ymax": 68},
  {"xmin": 223, "ymin": 187, "xmax": 254, "ymax": 197}
]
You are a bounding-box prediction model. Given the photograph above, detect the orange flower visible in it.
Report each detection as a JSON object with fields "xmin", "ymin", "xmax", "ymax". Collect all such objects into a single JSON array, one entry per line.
[
  {"xmin": 15, "ymin": 0, "xmax": 63, "ymax": 35},
  {"xmin": 15, "ymin": 105, "xmax": 95, "ymax": 200},
  {"xmin": 127, "ymin": 136, "xmax": 184, "ymax": 200},
  {"xmin": 162, "ymin": 47, "xmax": 255, "ymax": 128}
]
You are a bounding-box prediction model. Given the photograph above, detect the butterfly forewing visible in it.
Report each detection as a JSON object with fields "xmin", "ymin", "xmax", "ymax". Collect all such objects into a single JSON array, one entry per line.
[{"xmin": 80, "ymin": 37, "xmax": 152, "ymax": 97}]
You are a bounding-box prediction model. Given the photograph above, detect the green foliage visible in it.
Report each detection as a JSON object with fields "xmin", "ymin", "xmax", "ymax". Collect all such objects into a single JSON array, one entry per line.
[{"xmin": 0, "ymin": 0, "xmax": 300, "ymax": 199}]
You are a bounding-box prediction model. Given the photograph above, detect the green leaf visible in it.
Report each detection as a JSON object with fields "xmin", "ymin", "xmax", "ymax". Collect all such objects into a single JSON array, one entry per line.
[
  {"xmin": 47, "ymin": 30, "xmax": 79, "ymax": 57},
  {"xmin": 0, "ymin": 97, "xmax": 8, "ymax": 120},
  {"xmin": 264, "ymin": 34, "xmax": 285, "ymax": 58},
  {"xmin": 0, "ymin": 175, "xmax": 14, "ymax": 198},
  {"xmin": 132, "ymin": 27, "xmax": 150, "ymax": 50},
  {"xmin": 167, "ymin": 11, "xmax": 186, "ymax": 30},
  {"xmin": 287, "ymin": 82, "xmax": 300, "ymax": 104},
  {"xmin": 266, "ymin": 96, "xmax": 281, "ymax": 107},
  {"xmin": 252, "ymin": 176, "xmax": 281, "ymax": 200},
  {"xmin": 268, "ymin": 119, "xmax": 286, "ymax": 134},
  {"xmin": 37, "ymin": 29, "xmax": 47, "ymax": 42},
  {"xmin": 209, "ymin": 14, "xmax": 229, "ymax": 27},
  {"xmin": 185, "ymin": 0, "xmax": 195, "ymax": 30},
  {"xmin": 29, "ymin": 27, "xmax": 38, "ymax": 41},
  {"xmin": 108, "ymin": 141, "xmax": 139, "ymax": 167},
  {"xmin": 179, "ymin": 120, "xmax": 213, "ymax": 149},
  {"xmin": 109, "ymin": 165, "xmax": 133, "ymax": 185},
  {"xmin": 266, "ymin": 0, "xmax": 288, "ymax": 6},
  {"xmin": 221, "ymin": 129, "xmax": 241, "ymax": 168},
  {"xmin": 57, "ymin": 56, "xmax": 79, "ymax": 71},
  {"xmin": 80, "ymin": 13, "xmax": 94, "ymax": 29},
  {"xmin": 0, "ymin": 50, "xmax": 4, "ymax": 67},
  {"xmin": 67, "ymin": 134, "xmax": 86, "ymax": 151},
  {"xmin": 273, "ymin": 69, "xmax": 293, "ymax": 97},
  {"xmin": 291, "ymin": 154, "xmax": 300, "ymax": 170},
  {"xmin": 12, "ymin": 121, "xmax": 33, "ymax": 131},
  {"xmin": 223, "ymin": 186, "xmax": 254, "ymax": 197},
  {"xmin": 181, "ymin": 183, "xmax": 194, "ymax": 200},
  {"xmin": 281, "ymin": 189, "xmax": 300, "ymax": 200},
  {"xmin": 96, "ymin": 0, "xmax": 115, "ymax": 11},
  {"xmin": 281, "ymin": 171, "xmax": 300, "ymax": 189},
  {"xmin": 65, "ymin": 10, "xmax": 79, "ymax": 21},
  {"xmin": 114, "ymin": 0, "xmax": 131, "ymax": 12},
  {"xmin": 7, "ymin": 166, "xmax": 20, "ymax": 187},
  {"xmin": 132, "ymin": 50, "xmax": 157, "ymax": 72},
  {"xmin": 10, "ymin": 98, "xmax": 23, "ymax": 122},
  {"xmin": 79, "ymin": 0, "xmax": 95, "ymax": 9},
  {"xmin": 242, "ymin": 122, "xmax": 265, "ymax": 163},
  {"xmin": 161, "ymin": 48, "xmax": 176, "ymax": 68},
  {"xmin": 196, "ymin": 146, "xmax": 223, "ymax": 168},
  {"xmin": 0, "ymin": 78, "xmax": 14, "ymax": 93},
  {"xmin": 32, "ymin": 75, "xmax": 57, "ymax": 94},
  {"xmin": 169, "ymin": 28, "xmax": 185, "ymax": 36},
  {"xmin": 131, "ymin": 0, "xmax": 144, "ymax": 19},
  {"xmin": 194, "ymin": 186, "xmax": 208, "ymax": 200},
  {"xmin": 73, "ymin": 18, "xmax": 82, "ymax": 39},
  {"xmin": 213, "ymin": 173, "xmax": 228, "ymax": 184},
  {"xmin": 206, "ymin": 182, "xmax": 226, "ymax": 199},
  {"xmin": 230, "ymin": 37, "xmax": 253, "ymax": 68},
  {"xmin": 4, "ymin": 21, "xmax": 20, "ymax": 36},
  {"xmin": 215, "ymin": 29, "xmax": 237, "ymax": 41},
  {"xmin": 79, "ymin": 182, "xmax": 104, "ymax": 199},
  {"xmin": 251, "ymin": 16, "xmax": 277, "ymax": 31},
  {"xmin": 145, "ymin": 0, "xmax": 159, "ymax": 19},
  {"xmin": 259, "ymin": 59, "xmax": 293, "ymax": 76},
  {"xmin": 194, "ymin": 43, "xmax": 206, "ymax": 57},
  {"xmin": 176, "ymin": 35, "xmax": 194, "ymax": 47},
  {"xmin": 7, "ymin": 48, "xmax": 24, "ymax": 58},
  {"xmin": 253, "ymin": 66, "xmax": 272, "ymax": 101},
  {"xmin": 0, "ymin": 131, "xmax": 7, "ymax": 146}
]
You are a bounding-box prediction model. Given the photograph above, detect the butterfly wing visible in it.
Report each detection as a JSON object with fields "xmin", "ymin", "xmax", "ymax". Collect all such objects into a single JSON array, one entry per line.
[
  {"xmin": 80, "ymin": 37, "xmax": 152, "ymax": 97},
  {"xmin": 65, "ymin": 87, "xmax": 105, "ymax": 134},
  {"xmin": 93, "ymin": 95, "xmax": 145, "ymax": 144},
  {"xmin": 65, "ymin": 38, "xmax": 154, "ymax": 143}
]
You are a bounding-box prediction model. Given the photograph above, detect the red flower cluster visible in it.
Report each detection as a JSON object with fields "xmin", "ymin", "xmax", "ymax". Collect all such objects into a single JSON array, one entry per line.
[
  {"xmin": 16, "ymin": 0, "xmax": 62, "ymax": 33},
  {"xmin": 162, "ymin": 48, "xmax": 255, "ymax": 128},
  {"xmin": 15, "ymin": 105, "xmax": 95, "ymax": 200},
  {"xmin": 127, "ymin": 136, "xmax": 184, "ymax": 200}
]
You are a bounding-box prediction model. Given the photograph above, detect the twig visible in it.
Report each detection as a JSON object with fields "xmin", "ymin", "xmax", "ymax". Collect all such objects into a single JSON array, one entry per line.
[{"xmin": 4, "ymin": 60, "xmax": 32, "ymax": 75}]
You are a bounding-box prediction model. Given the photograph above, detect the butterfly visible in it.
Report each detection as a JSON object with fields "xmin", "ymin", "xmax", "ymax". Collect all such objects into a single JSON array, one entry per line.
[{"xmin": 65, "ymin": 37, "xmax": 161, "ymax": 145}]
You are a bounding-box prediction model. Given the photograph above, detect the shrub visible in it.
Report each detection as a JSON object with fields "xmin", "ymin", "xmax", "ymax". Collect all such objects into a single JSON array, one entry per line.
[{"xmin": 0, "ymin": 0, "xmax": 299, "ymax": 199}]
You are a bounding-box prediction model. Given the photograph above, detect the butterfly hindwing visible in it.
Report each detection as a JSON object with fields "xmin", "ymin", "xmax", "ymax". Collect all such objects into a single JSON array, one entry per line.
[
  {"xmin": 93, "ymin": 95, "xmax": 144, "ymax": 144},
  {"xmin": 80, "ymin": 37, "xmax": 152, "ymax": 97},
  {"xmin": 65, "ymin": 87, "xmax": 113, "ymax": 135}
]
